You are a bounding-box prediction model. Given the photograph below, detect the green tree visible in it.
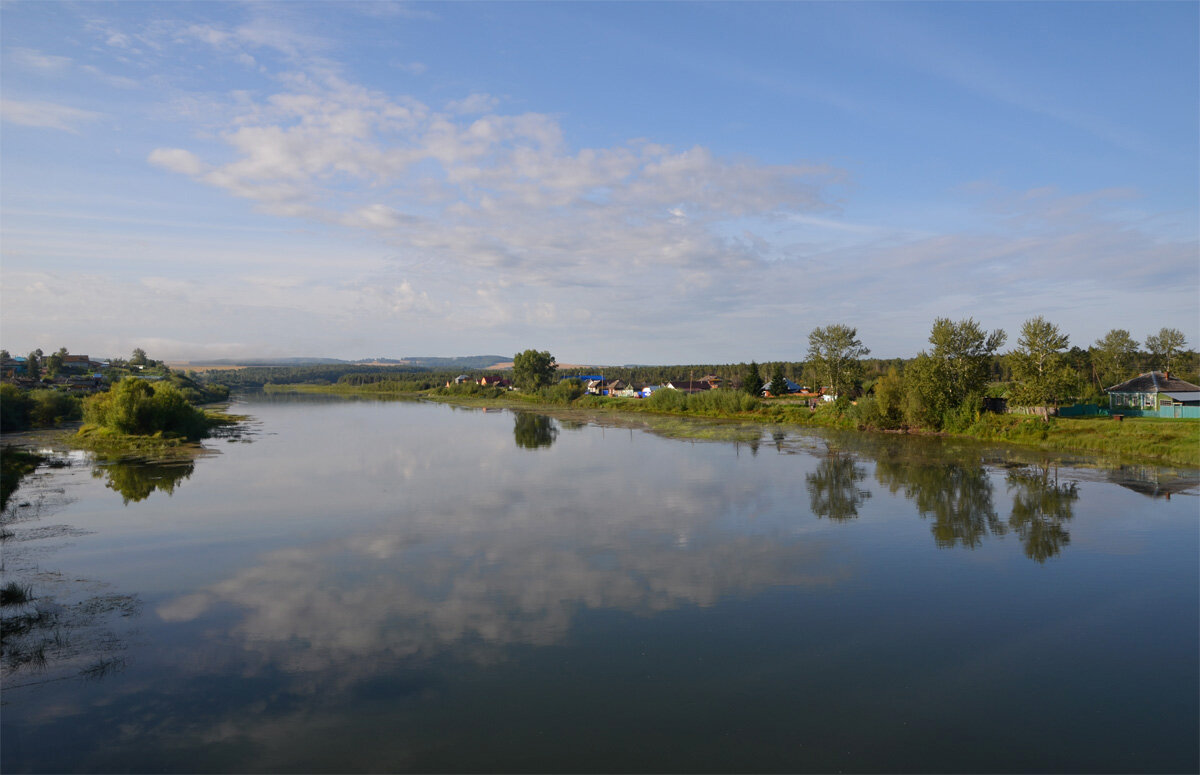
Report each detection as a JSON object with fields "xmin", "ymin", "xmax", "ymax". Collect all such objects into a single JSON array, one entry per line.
[
  {"xmin": 26, "ymin": 350, "xmax": 41, "ymax": 380},
  {"xmin": 83, "ymin": 378, "xmax": 212, "ymax": 440},
  {"xmin": 130, "ymin": 347, "xmax": 149, "ymax": 366},
  {"xmin": 44, "ymin": 347, "xmax": 67, "ymax": 377},
  {"xmin": 927, "ymin": 317, "xmax": 1006, "ymax": 406},
  {"xmin": 807, "ymin": 324, "xmax": 869, "ymax": 399},
  {"xmin": 1145, "ymin": 327, "xmax": 1187, "ymax": 374},
  {"xmin": 512, "ymin": 349, "xmax": 557, "ymax": 391},
  {"xmin": 1008, "ymin": 316, "xmax": 1072, "ymax": 407},
  {"xmin": 743, "ymin": 362, "xmax": 764, "ymax": 397},
  {"xmin": 873, "ymin": 366, "xmax": 905, "ymax": 429},
  {"xmin": 769, "ymin": 362, "xmax": 787, "ymax": 395},
  {"xmin": 1, "ymin": 384, "xmax": 33, "ymax": 431},
  {"xmin": 902, "ymin": 352, "xmax": 947, "ymax": 429},
  {"xmin": 1, "ymin": 349, "xmax": 10, "ymax": 362},
  {"xmin": 1092, "ymin": 329, "xmax": 1139, "ymax": 388},
  {"xmin": 903, "ymin": 318, "xmax": 1004, "ymax": 429}
]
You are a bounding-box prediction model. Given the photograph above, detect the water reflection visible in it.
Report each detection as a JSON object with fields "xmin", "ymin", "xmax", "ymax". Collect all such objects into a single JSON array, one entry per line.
[
  {"xmin": 1006, "ymin": 464, "xmax": 1078, "ymax": 563},
  {"xmin": 513, "ymin": 412, "xmax": 558, "ymax": 450},
  {"xmin": 1107, "ymin": 465, "xmax": 1199, "ymax": 499},
  {"xmin": 806, "ymin": 449, "xmax": 871, "ymax": 521},
  {"xmin": 875, "ymin": 455, "xmax": 1003, "ymax": 548},
  {"xmin": 158, "ymin": 526, "xmax": 838, "ymax": 674},
  {"xmin": 92, "ymin": 459, "xmax": 195, "ymax": 504},
  {"xmin": 2, "ymin": 453, "xmax": 141, "ymax": 688},
  {"xmin": 5, "ymin": 397, "xmax": 1198, "ymax": 774}
]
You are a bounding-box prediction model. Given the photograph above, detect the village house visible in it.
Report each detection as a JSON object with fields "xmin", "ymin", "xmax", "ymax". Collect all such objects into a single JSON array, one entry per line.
[
  {"xmin": 761, "ymin": 377, "xmax": 801, "ymax": 397},
  {"xmin": 666, "ymin": 380, "xmax": 716, "ymax": 393},
  {"xmin": 1106, "ymin": 371, "xmax": 1200, "ymax": 418},
  {"xmin": 61, "ymin": 354, "xmax": 95, "ymax": 371}
]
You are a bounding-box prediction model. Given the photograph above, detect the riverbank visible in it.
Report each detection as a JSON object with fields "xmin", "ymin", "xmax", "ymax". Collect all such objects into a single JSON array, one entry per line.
[{"xmin": 263, "ymin": 384, "xmax": 1200, "ymax": 468}]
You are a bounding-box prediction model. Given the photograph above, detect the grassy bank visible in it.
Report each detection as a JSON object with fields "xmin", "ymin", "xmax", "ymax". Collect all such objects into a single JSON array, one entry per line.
[
  {"xmin": 964, "ymin": 413, "xmax": 1199, "ymax": 467},
  {"xmin": 265, "ymin": 383, "xmax": 1200, "ymax": 468}
]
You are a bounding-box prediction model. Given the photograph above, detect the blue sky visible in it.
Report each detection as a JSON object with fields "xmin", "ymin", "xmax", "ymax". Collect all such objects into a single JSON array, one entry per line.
[{"xmin": 2, "ymin": 1, "xmax": 1196, "ymax": 363}]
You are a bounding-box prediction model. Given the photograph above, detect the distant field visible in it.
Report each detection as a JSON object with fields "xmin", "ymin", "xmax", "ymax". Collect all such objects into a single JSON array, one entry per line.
[{"xmin": 168, "ymin": 363, "xmax": 248, "ymax": 371}]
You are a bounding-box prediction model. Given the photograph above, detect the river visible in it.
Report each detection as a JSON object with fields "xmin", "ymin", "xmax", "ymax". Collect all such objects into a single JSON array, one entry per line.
[{"xmin": 1, "ymin": 392, "xmax": 1197, "ymax": 773}]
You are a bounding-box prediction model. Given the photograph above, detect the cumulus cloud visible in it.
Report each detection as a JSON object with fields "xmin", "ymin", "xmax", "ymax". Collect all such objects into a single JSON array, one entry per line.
[{"xmin": 146, "ymin": 73, "xmax": 844, "ymax": 306}]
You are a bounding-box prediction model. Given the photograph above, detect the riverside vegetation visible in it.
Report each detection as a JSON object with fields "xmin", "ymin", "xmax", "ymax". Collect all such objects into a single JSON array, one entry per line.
[
  {"xmin": 249, "ymin": 317, "xmax": 1199, "ymax": 468},
  {"xmin": 2, "ymin": 349, "xmax": 236, "ymax": 458}
]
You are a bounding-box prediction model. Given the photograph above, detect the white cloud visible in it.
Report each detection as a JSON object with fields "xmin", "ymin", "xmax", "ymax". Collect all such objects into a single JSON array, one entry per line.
[
  {"xmin": 0, "ymin": 99, "xmax": 101, "ymax": 133},
  {"xmin": 148, "ymin": 148, "xmax": 208, "ymax": 176},
  {"xmin": 79, "ymin": 64, "xmax": 140, "ymax": 89},
  {"xmin": 147, "ymin": 75, "xmax": 842, "ymax": 298},
  {"xmin": 446, "ymin": 92, "xmax": 499, "ymax": 115},
  {"xmin": 9, "ymin": 47, "xmax": 72, "ymax": 74}
]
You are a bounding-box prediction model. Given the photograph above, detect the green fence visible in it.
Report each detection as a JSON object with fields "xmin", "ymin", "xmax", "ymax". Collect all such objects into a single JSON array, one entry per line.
[
  {"xmin": 1105, "ymin": 406, "xmax": 1200, "ymax": 419},
  {"xmin": 1058, "ymin": 403, "xmax": 1105, "ymax": 417}
]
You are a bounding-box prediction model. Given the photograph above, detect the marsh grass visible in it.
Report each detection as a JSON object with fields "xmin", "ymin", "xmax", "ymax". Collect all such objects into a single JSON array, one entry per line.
[{"xmin": 1, "ymin": 581, "xmax": 32, "ymax": 606}]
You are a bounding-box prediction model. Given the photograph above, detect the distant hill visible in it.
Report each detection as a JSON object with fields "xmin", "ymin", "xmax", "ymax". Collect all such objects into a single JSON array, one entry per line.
[
  {"xmin": 184, "ymin": 357, "xmax": 349, "ymax": 367},
  {"xmin": 398, "ymin": 355, "xmax": 511, "ymax": 370}
]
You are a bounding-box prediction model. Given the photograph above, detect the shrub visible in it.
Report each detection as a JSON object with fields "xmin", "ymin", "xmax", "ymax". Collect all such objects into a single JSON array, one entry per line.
[
  {"xmin": 647, "ymin": 387, "xmax": 689, "ymax": 412},
  {"xmin": 686, "ymin": 389, "xmax": 760, "ymax": 414},
  {"xmin": 82, "ymin": 378, "xmax": 213, "ymax": 440},
  {"xmin": 0, "ymin": 384, "xmax": 33, "ymax": 431},
  {"xmin": 848, "ymin": 395, "xmax": 882, "ymax": 428},
  {"xmin": 543, "ymin": 378, "xmax": 585, "ymax": 404},
  {"xmin": 28, "ymin": 390, "xmax": 81, "ymax": 427},
  {"xmin": 942, "ymin": 391, "xmax": 983, "ymax": 434}
]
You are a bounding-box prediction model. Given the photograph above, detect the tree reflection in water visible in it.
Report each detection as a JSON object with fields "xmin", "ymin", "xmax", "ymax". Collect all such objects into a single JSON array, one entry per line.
[
  {"xmin": 92, "ymin": 459, "xmax": 195, "ymax": 504},
  {"xmin": 806, "ymin": 449, "xmax": 872, "ymax": 521},
  {"xmin": 512, "ymin": 412, "xmax": 558, "ymax": 450},
  {"xmin": 874, "ymin": 454, "xmax": 1003, "ymax": 548},
  {"xmin": 1006, "ymin": 464, "xmax": 1079, "ymax": 563}
]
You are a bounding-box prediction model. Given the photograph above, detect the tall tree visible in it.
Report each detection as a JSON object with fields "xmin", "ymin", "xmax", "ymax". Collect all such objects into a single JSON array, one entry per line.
[
  {"xmin": 902, "ymin": 319, "xmax": 1004, "ymax": 429},
  {"xmin": 769, "ymin": 362, "xmax": 787, "ymax": 395},
  {"xmin": 130, "ymin": 347, "xmax": 149, "ymax": 366},
  {"xmin": 743, "ymin": 362, "xmax": 764, "ymax": 397},
  {"xmin": 1009, "ymin": 316, "xmax": 1072, "ymax": 407},
  {"xmin": 927, "ymin": 317, "xmax": 1006, "ymax": 406},
  {"xmin": 26, "ymin": 350, "xmax": 41, "ymax": 380},
  {"xmin": 512, "ymin": 349, "xmax": 557, "ymax": 391},
  {"xmin": 1145, "ymin": 328, "xmax": 1187, "ymax": 374},
  {"xmin": 873, "ymin": 366, "xmax": 905, "ymax": 429},
  {"xmin": 1091, "ymin": 329, "xmax": 1139, "ymax": 388},
  {"xmin": 807, "ymin": 324, "xmax": 869, "ymax": 399}
]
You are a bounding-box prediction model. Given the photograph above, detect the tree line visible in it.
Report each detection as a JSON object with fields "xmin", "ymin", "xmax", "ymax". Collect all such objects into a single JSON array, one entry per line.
[
  {"xmin": 512, "ymin": 321, "xmax": 1192, "ymax": 433},
  {"xmin": 758, "ymin": 320, "xmax": 1191, "ymax": 431}
]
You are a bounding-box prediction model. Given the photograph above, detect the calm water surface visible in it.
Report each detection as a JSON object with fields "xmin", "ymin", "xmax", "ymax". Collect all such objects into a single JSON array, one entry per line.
[{"xmin": 2, "ymin": 393, "xmax": 1197, "ymax": 773}]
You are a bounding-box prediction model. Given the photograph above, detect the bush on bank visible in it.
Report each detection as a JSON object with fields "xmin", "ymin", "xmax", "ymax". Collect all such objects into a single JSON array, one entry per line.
[{"xmin": 82, "ymin": 378, "xmax": 215, "ymax": 441}]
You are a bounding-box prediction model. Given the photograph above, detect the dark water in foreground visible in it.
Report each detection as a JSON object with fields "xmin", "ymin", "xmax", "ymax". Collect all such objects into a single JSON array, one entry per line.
[{"xmin": 2, "ymin": 393, "xmax": 1197, "ymax": 773}]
